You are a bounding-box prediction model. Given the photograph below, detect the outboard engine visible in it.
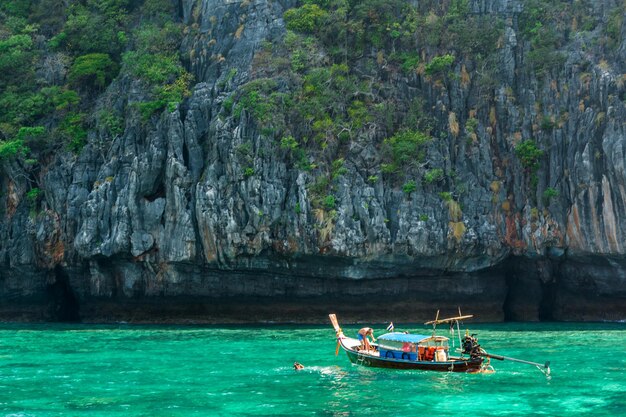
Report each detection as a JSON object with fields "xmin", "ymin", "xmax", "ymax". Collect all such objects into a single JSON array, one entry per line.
[{"xmin": 462, "ymin": 334, "xmax": 481, "ymax": 357}]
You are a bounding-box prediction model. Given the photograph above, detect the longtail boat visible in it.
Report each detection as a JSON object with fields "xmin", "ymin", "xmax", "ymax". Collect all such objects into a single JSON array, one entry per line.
[{"xmin": 329, "ymin": 311, "xmax": 551, "ymax": 376}]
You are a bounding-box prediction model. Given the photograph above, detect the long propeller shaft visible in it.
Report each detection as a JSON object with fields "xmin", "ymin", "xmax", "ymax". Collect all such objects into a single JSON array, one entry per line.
[{"xmin": 481, "ymin": 352, "xmax": 550, "ymax": 375}]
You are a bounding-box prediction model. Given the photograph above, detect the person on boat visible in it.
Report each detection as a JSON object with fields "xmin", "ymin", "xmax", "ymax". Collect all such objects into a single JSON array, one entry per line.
[
  {"xmin": 357, "ymin": 327, "xmax": 375, "ymax": 352},
  {"xmin": 293, "ymin": 362, "xmax": 304, "ymax": 370}
]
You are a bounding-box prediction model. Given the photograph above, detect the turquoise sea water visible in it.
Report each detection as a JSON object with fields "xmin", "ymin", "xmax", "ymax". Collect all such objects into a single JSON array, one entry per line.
[{"xmin": 0, "ymin": 322, "xmax": 624, "ymax": 416}]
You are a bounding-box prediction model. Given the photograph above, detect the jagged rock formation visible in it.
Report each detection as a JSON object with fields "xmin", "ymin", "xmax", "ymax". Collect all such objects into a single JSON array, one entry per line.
[{"xmin": 1, "ymin": 0, "xmax": 625, "ymax": 323}]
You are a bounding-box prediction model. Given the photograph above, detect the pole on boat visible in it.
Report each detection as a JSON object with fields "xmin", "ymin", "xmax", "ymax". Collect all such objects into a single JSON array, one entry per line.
[
  {"xmin": 329, "ymin": 314, "xmax": 341, "ymax": 333},
  {"xmin": 329, "ymin": 314, "xmax": 343, "ymax": 356},
  {"xmin": 480, "ymin": 352, "xmax": 551, "ymax": 376},
  {"xmin": 455, "ymin": 307, "xmax": 463, "ymax": 348},
  {"xmin": 431, "ymin": 309, "xmax": 440, "ymax": 336}
]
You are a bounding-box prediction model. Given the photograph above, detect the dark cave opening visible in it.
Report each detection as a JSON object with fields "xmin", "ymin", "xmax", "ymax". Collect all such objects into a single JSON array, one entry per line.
[
  {"xmin": 182, "ymin": 141, "xmax": 190, "ymax": 168},
  {"xmin": 144, "ymin": 183, "xmax": 166, "ymax": 202},
  {"xmin": 48, "ymin": 265, "xmax": 80, "ymax": 322},
  {"xmin": 502, "ymin": 259, "xmax": 517, "ymax": 321},
  {"xmin": 501, "ymin": 257, "xmax": 559, "ymax": 322},
  {"xmin": 538, "ymin": 280, "xmax": 557, "ymax": 321}
]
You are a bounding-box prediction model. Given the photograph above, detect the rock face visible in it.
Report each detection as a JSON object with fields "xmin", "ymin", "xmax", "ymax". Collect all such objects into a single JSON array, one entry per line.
[{"xmin": 0, "ymin": 0, "xmax": 625, "ymax": 323}]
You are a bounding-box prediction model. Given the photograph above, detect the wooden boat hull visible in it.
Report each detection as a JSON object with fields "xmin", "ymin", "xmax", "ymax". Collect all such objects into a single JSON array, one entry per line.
[
  {"xmin": 339, "ymin": 338, "xmax": 483, "ymax": 372},
  {"xmin": 344, "ymin": 348, "xmax": 483, "ymax": 372},
  {"xmin": 329, "ymin": 314, "xmax": 484, "ymax": 373}
]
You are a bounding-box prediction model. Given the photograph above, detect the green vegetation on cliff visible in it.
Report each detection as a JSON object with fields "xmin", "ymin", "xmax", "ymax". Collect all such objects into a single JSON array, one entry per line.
[
  {"xmin": 233, "ymin": 0, "xmax": 621, "ymax": 210},
  {"xmin": 0, "ymin": 0, "xmax": 623, "ymax": 220},
  {"xmin": 0, "ymin": 0, "xmax": 191, "ymax": 176},
  {"xmin": 234, "ymin": 0, "xmax": 509, "ymax": 205}
]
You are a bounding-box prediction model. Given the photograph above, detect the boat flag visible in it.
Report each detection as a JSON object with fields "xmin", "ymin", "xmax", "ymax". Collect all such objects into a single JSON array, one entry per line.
[{"xmin": 386, "ymin": 322, "xmax": 394, "ymax": 332}]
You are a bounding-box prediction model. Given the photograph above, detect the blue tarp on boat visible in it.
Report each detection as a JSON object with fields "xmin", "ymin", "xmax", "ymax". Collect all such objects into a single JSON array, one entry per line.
[{"xmin": 377, "ymin": 333, "xmax": 430, "ymax": 343}]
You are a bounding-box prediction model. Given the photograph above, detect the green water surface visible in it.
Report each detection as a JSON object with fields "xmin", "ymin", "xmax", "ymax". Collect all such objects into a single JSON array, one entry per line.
[{"xmin": 0, "ymin": 322, "xmax": 624, "ymax": 416}]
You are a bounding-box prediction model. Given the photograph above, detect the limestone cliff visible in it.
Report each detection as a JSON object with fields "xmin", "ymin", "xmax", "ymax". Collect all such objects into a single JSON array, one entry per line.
[{"xmin": 1, "ymin": 0, "xmax": 625, "ymax": 322}]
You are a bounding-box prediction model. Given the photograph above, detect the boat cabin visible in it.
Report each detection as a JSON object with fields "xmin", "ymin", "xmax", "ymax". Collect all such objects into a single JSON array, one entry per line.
[{"xmin": 376, "ymin": 333, "xmax": 450, "ymax": 362}]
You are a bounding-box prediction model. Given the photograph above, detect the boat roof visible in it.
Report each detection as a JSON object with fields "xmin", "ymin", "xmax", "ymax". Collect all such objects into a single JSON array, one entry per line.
[{"xmin": 377, "ymin": 332, "xmax": 430, "ymax": 343}]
